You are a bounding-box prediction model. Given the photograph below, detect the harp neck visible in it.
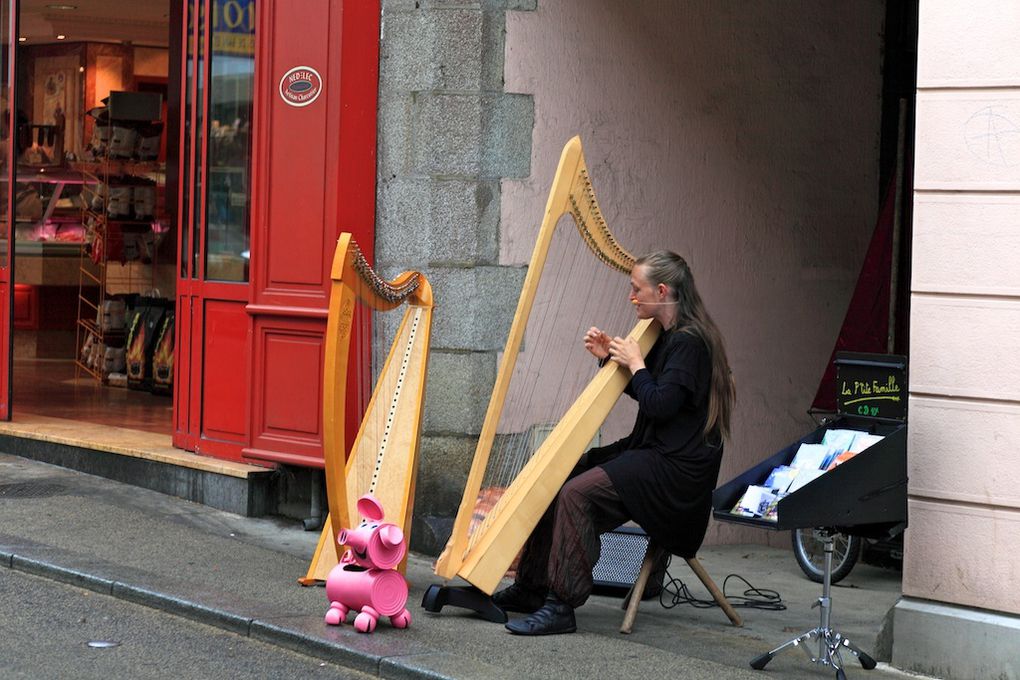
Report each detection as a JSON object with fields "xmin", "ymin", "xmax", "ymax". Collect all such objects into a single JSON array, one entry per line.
[{"xmin": 334, "ymin": 232, "xmax": 434, "ymax": 310}]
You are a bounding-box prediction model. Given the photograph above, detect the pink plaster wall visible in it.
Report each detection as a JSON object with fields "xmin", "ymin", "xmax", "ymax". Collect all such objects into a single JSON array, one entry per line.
[
  {"xmin": 908, "ymin": 0, "xmax": 1020, "ymax": 615},
  {"xmin": 502, "ymin": 1, "xmax": 885, "ymax": 545}
]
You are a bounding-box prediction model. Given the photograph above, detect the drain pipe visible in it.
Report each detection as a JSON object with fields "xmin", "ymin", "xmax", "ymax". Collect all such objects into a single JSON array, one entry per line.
[{"xmin": 302, "ymin": 475, "xmax": 324, "ymax": 531}]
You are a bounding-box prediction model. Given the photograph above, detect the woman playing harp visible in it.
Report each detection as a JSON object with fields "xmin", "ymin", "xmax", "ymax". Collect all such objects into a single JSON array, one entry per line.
[{"xmin": 497, "ymin": 250, "xmax": 736, "ymax": 636}]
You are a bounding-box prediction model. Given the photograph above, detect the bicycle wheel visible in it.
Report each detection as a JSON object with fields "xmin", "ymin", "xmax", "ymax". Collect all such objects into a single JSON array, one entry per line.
[{"xmin": 791, "ymin": 528, "xmax": 862, "ymax": 584}]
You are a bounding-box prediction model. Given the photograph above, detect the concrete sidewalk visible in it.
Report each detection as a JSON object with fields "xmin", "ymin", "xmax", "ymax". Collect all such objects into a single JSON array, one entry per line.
[{"xmin": 0, "ymin": 451, "xmax": 913, "ymax": 680}]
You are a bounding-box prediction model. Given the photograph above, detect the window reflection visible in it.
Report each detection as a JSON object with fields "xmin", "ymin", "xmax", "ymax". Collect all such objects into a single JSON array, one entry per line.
[
  {"xmin": 181, "ymin": 0, "xmax": 194, "ymax": 279},
  {"xmin": 204, "ymin": 0, "xmax": 253, "ymax": 283},
  {"xmin": 0, "ymin": 4, "xmax": 10, "ymax": 264},
  {"xmin": 0, "ymin": 91, "xmax": 9, "ymax": 264}
]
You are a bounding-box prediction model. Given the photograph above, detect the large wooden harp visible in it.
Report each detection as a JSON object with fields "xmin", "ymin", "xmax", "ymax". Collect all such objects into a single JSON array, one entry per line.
[
  {"xmin": 301, "ymin": 233, "xmax": 433, "ymax": 584},
  {"xmin": 422, "ymin": 137, "xmax": 659, "ymax": 618}
]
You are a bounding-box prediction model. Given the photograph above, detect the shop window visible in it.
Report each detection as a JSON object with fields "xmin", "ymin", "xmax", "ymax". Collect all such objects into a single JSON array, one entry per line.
[
  {"xmin": 204, "ymin": 0, "xmax": 253, "ymax": 283},
  {"xmin": 182, "ymin": 0, "xmax": 253, "ymax": 283}
]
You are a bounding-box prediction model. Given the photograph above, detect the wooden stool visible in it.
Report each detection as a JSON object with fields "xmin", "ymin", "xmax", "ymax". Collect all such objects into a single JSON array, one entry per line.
[{"xmin": 620, "ymin": 543, "xmax": 742, "ymax": 633}]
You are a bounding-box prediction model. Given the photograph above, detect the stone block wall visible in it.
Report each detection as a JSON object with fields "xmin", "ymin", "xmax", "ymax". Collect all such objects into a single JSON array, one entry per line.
[{"xmin": 375, "ymin": 0, "xmax": 535, "ymax": 554}]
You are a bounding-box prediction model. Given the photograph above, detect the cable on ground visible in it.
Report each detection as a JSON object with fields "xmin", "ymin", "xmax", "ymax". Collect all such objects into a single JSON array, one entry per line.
[{"xmin": 658, "ymin": 556, "xmax": 787, "ymax": 611}]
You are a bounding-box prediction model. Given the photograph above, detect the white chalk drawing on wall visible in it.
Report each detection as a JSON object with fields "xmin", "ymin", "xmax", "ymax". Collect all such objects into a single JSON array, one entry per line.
[{"xmin": 964, "ymin": 106, "xmax": 1020, "ymax": 167}]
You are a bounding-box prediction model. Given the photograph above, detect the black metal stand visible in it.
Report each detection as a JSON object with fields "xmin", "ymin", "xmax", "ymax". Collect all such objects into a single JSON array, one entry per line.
[
  {"xmin": 421, "ymin": 584, "xmax": 508, "ymax": 623},
  {"xmin": 749, "ymin": 530, "xmax": 877, "ymax": 679}
]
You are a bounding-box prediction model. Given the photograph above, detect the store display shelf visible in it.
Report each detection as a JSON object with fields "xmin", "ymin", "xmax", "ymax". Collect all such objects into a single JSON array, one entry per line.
[
  {"xmin": 78, "ymin": 265, "xmax": 102, "ymax": 286},
  {"xmin": 77, "ymin": 318, "xmax": 125, "ymax": 337},
  {"xmin": 75, "ymin": 91, "xmax": 167, "ymax": 386},
  {"xmin": 73, "ymin": 358, "xmax": 104, "ymax": 382}
]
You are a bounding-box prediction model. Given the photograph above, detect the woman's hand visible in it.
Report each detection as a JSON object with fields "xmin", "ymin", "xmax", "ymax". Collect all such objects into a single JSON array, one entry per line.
[
  {"xmin": 584, "ymin": 326, "xmax": 611, "ymax": 360},
  {"xmin": 608, "ymin": 336, "xmax": 645, "ymax": 374}
]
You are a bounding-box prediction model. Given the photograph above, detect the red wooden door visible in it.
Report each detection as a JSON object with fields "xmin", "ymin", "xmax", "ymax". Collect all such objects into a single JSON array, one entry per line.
[
  {"xmin": 172, "ymin": 0, "xmax": 380, "ymax": 466},
  {"xmin": 173, "ymin": 0, "xmax": 255, "ymax": 460},
  {"xmin": 0, "ymin": 1, "xmax": 18, "ymax": 420}
]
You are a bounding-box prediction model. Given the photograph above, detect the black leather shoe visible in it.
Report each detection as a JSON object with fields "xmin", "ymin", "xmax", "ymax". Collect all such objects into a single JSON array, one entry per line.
[
  {"xmin": 504, "ymin": 595, "xmax": 576, "ymax": 635},
  {"xmin": 492, "ymin": 583, "xmax": 547, "ymax": 614}
]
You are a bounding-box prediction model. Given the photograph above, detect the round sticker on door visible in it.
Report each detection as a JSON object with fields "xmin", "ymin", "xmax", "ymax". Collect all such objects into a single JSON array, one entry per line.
[{"xmin": 279, "ymin": 66, "xmax": 323, "ymax": 107}]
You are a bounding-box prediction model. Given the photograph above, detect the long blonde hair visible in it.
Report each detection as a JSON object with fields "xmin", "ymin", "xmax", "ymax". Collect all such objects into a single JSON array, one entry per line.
[{"xmin": 635, "ymin": 251, "xmax": 735, "ymax": 440}]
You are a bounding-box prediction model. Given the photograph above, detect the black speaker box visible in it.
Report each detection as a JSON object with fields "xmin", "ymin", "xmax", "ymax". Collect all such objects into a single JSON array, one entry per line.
[{"xmin": 592, "ymin": 524, "xmax": 665, "ymax": 599}]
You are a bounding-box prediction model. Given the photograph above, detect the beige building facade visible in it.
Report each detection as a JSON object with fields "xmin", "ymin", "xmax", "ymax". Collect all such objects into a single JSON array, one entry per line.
[{"xmin": 892, "ymin": 1, "xmax": 1020, "ymax": 677}]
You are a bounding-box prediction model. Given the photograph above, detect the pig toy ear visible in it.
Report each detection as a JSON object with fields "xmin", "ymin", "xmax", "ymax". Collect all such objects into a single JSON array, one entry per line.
[
  {"xmin": 368, "ymin": 524, "xmax": 406, "ymax": 570},
  {"xmin": 379, "ymin": 525, "xmax": 404, "ymax": 548},
  {"xmin": 357, "ymin": 494, "xmax": 385, "ymax": 522}
]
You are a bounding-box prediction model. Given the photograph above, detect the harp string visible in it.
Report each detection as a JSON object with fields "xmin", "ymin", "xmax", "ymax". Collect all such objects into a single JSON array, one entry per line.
[
  {"xmin": 497, "ymin": 219, "xmax": 582, "ymax": 481},
  {"xmin": 467, "ymin": 165, "xmax": 637, "ymax": 553},
  {"xmin": 350, "ymin": 287, "xmax": 425, "ymax": 505},
  {"xmin": 353, "ymin": 303, "xmax": 373, "ymax": 497},
  {"xmin": 473, "ymin": 185, "xmax": 583, "ymax": 543},
  {"xmin": 490, "ymin": 221, "xmax": 585, "ymax": 487},
  {"xmin": 471, "ymin": 258, "xmax": 634, "ymax": 551},
  {"xmin": 362, "ymin": 306, "xmax": 373, "ymax": 496},
  {"xmin": 473, "ymin": 251, "xmax": 566, "ymax": 535},
  {"xmin": 343, "ymin": 247, "xmax": 426, "ymax": 514},
  {"xmin": 348, "ymin": 307, "xmax": 416, "ymax": 495},
  {"xmin": 351, "ymin": 246, "xmax": 426, "ymax": 460}
]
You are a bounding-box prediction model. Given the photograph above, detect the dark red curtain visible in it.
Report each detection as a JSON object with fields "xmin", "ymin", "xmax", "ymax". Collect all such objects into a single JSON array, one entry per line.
[{"xmin": 810, "ymin": 179, "xmax": 898, "ymax": 413}]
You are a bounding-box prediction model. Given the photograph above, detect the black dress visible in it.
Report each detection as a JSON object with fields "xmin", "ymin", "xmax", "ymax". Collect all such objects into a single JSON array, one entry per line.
[{"xmin": 591, "ymin": 328, "xmax": 723, "ymax": 558}]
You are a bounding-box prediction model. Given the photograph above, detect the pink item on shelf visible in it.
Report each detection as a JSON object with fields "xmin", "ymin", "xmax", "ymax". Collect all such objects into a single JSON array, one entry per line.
[
  {"xmin": 54, "ymin": 223, "xmax": 86, "ymax": 242},
  {"xmin": 324, "ymin": 494, "xmax": 411, "ymax": 633}
]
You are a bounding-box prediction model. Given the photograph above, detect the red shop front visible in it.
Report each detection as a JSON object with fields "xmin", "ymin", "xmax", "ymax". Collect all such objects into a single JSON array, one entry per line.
[{"xmin": 0, "ymin": 0, "xmax": 380, "ymax": 476}]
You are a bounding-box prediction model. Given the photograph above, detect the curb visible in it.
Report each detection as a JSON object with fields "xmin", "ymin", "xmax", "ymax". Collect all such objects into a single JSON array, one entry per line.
[{"xmin": 0, "ymin": 548, "xmax": 496, "ymax": 680}]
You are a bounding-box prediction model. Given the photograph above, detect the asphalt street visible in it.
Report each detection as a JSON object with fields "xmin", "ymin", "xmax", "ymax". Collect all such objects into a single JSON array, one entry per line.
[{"xmin": 0, "ymin": 567, "xmax": 376, "ymax": 680}]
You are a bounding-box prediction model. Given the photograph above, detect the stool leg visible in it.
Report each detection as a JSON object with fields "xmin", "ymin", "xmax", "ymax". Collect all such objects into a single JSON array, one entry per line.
[
  {"xmin": 685, "ymin": 557, "xmax": 742, "ymax": 627},
  {"xmin": 620, "ymin": 546, "xmax": 658, "ymax": 634}
]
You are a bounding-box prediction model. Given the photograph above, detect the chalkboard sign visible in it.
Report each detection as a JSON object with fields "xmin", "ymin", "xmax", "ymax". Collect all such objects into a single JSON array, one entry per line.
[{"xmin": 835, "ymin": 352, "xmax": 907, "ymax": 422}]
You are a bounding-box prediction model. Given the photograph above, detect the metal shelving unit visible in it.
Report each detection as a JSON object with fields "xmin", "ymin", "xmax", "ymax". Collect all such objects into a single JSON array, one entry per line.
[{"xmin": 73, "ymin": 94, "xmax": 166, "ymax": 384}]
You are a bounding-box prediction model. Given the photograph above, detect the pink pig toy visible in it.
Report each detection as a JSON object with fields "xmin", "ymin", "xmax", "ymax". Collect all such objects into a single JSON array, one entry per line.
[{"xmin": 324, "ymin": 494, "xmax": 411, "ymax": 633}]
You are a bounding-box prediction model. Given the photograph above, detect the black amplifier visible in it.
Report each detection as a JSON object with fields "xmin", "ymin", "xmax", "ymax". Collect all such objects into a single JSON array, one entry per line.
[{"xmin": 592, "ymin": 524, "xmax": 665, "ymax": 599}]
